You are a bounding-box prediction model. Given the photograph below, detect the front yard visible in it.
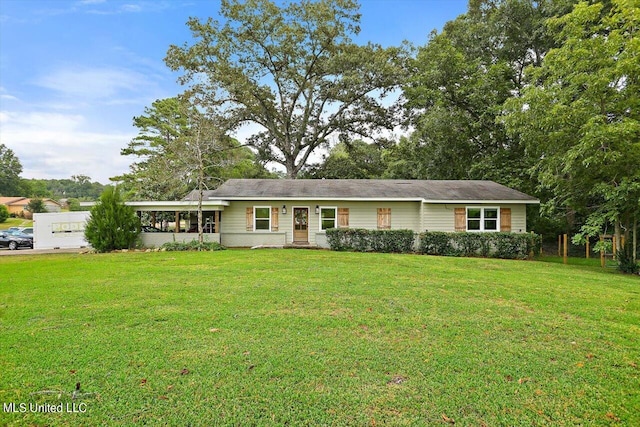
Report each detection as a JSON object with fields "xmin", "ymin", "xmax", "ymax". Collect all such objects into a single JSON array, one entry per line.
[{"xmin": 0, "ymin": 250, "xmax": 638, "ymax": 425}]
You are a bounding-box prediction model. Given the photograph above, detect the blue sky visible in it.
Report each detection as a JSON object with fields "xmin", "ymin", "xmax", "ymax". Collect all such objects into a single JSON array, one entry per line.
[{"xmin": 0, "ymin": 0, "xmax": 468, "ymax": 184}]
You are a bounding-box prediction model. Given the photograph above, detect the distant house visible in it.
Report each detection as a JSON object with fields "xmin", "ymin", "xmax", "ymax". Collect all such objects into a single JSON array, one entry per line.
[
  {"xmin": 0, "ymin": 197, "xmax": 62, "ymax": 219},
  {"xmin": 176, "ymin": 179, "xmax": 539, "ymax": 248}
]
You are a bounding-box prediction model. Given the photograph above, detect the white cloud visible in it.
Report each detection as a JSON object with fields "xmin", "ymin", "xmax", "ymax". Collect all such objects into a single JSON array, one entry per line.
[
  {"xmin": 121, "ymin": 4, "xmax": 142, "ymax": 13},
  {"xmin": 0, "ymin": 110, "xmax": 133, "ymax": 183},
  {"xmin": 34, "ymin": 66, "xmax": 155, "ymax": 101}
]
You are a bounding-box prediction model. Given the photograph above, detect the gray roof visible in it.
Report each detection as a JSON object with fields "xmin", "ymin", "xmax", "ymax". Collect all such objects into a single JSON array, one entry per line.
[{"xmin": 194, "ymin": 179, "xmax": 539, "ymax": 203}]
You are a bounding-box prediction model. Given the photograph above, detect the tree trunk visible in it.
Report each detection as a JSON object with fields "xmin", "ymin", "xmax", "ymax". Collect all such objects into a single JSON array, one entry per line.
[
  {"xmin": 614, "ymin": 220, "xmax": 622, "ymax": 260},
  {"xmin": 633, "ymin": 215, "xmax": 637, "ymax": 263},
  {"xmin": 197, "ymin": 179, "xmax": 204, "ymax": 247}
]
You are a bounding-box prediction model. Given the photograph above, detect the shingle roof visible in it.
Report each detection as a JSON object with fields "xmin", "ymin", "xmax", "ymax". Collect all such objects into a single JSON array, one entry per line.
[{"xmin": 195, "ymin": 179, "xmax": 539, "ymax": 203}]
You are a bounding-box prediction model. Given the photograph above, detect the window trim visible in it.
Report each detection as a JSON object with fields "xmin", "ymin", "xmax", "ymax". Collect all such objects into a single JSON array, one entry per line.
[
  {"xmin": 466, "ymin": 206, "xmax": 500, "ymax": 232},
  {"xmin": 254, "ymin": 206, "xmax": 272, "ymax": 232},
  {"xmin": 319, "ymin": 206, "xmax": 338, "ymax": 231}
]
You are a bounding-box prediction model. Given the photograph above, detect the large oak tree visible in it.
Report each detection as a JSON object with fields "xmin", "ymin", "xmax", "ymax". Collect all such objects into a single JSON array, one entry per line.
[{"xmin": 165, "ymin": 0, "xmax": 407, "ymax": 178}]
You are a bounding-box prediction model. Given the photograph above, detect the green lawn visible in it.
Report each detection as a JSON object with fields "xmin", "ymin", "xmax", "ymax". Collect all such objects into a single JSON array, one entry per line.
[
  {"xmin": 0, "ymin": 218, "xmax": 33, "ymax": 230},
  {"xmin": 0, "ymin": 250, "xmax": 638, "ymax": 426}
]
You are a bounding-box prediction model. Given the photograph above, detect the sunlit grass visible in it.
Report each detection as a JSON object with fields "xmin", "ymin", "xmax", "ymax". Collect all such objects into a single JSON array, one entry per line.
[{"xmin": 0, "ymin": 250, "xmax": 638, "ymax": 425}]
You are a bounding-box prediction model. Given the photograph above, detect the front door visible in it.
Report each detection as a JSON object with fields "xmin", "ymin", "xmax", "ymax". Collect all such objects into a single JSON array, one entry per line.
[{"xmin": 293, "ymin": 207, "xmax": 309, "ymax": 243}]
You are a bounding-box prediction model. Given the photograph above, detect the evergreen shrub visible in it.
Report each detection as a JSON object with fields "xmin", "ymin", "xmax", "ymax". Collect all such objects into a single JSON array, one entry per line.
[
  {"xmin": 418, "ymin": 231, "xmax": 541, "ymax": 260},
  {"xmin": 84, "ymin": 187, "xmax": 140, "ymax": 253},
  {"xmin": 326, "ymin": 228, "xmax": 415, "ymax": 253}
]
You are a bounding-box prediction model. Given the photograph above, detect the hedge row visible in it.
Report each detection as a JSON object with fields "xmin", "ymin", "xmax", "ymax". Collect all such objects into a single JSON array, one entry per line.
[
  {"xmin": 160, "ymin": 240, "xmax": 226, "ymax": 252},
  {"xmin": 418, "ymin": 231, "xmax": 540, "ymax": 259},
  {"xmin": 326, "ymin": 228, "xmax": 415, "ymax": 253},
  {"xmin": 325, "ymin": 229, "xmax": 541, "ymax": 259}
]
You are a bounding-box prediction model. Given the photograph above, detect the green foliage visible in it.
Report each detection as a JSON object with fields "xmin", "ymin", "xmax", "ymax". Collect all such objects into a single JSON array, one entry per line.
[
  {"xmin": 26, "ymin": 198, "xmax": 47, "ymax": 214},
  {"xmin": 28, "ymin": 176, "xmax": 105, "ymax": 200},
  {"xmin": 503, "ymin": 0, "xmax": 640, "ymax": 239},
  {"xmin": 67, "ymin": 198, "xmax": 83, "ymax": 211},
  {"xmin": 418, "ymin": 232, "xmax": 541, "ymax": 260},
  {"xmin": 84, "ymin": 187, "xmax": 141, "ymax": 253},
  {"xmin": 325, "ymin": 228, "xmax": 415, "ymax": 253},
  {"xmin": 302, "ymin": 140, "xmax": 387, "ymax": 179},
  {"xmin": 417, "ymin": 231, "xmax": 456, "ymax": 256},
  {"xmin": 165, "ymin": 0, "xmax": 408, "ymax": 178},
  {"xmin": 617, "ymin": 242, "xmax": 639, "ymax": 275},
  {"xmin": 160, "ymin": 240, "xmax": 225, "ymax": 252},
  {"xmin": 398, "ymin": 0, "xmax": 571, "ymax": 193},
  {"xmin": 0, "ymin": 143, "xmax": 24, "ymax": 196},
  {"xmin": 0, "ymin": 205, "xmax": 9, "ymax": 223}
]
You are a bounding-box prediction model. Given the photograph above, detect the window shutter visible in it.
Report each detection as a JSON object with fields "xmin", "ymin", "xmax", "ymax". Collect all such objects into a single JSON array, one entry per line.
[
  {"xmin": 271, "ymin": 206, "xmax": 279, "ymax": 231},
  {"xmin": 338, "ymin": 208, "xmax": 349, "ymax": 228},
  {"xmin": 500, "ymin": 208, "xmax": 511, "ymax": 232},
  {"xmin": 454, "ymin": 208, "xmax": 466, "ymax": 232},
  {"xmin": 377, "ymin": 208, "xmax": 391, "ymax": 230},
  {"xmin": 246, "ymin": 207, "xmax": 253, "ymax": 231}
]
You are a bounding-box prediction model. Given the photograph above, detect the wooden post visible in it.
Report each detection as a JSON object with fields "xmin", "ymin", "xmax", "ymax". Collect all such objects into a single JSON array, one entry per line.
[
  {"xmin": 586, "ymin": 237, "xmax": 590, "ymax": 259},
  {"xmin": 612, "ymin": 235, "xmax": 617, "ymax": 259},
  {"xmin": 600, "ymin": 235, "xmax": 605, "ymax": 268},
  {"xmin": 175, "ymin": 211, "xmax": 180, "ymax": 233},
  {"xmin": 563, "ymin": 234, "xmax": 568, "ymax": 265},
  {"xmin": 558, "ymin": 235, "xmax": 561, "ymax": 257}
]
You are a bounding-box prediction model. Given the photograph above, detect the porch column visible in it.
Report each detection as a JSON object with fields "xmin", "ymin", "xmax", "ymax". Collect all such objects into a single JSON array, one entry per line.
[{"xmin": 175, "ymin": 211, "xmax": 180, "ymax": 233}]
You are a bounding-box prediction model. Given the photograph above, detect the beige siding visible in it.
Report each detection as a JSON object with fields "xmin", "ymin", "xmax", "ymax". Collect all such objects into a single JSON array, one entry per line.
[
  {"xmin": 220, "ymin": 200, "xmax": 421, "ymax": 247},
  {"xmin": 422, "ymin": 203, "xmax": 528, "ymax": 233},
  {"xmin": 220, "ymin": 201, "xmax": 529, "ymax": 247}
]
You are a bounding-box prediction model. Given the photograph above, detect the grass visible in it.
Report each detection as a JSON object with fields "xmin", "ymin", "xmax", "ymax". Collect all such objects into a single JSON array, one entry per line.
[
  {"xmin": 0, "ymin": 218, "xmax": 33, "ymax": 230},
  {"xmin": 0, "ymin": 250, "xmax": 638, "ymax": 426}
]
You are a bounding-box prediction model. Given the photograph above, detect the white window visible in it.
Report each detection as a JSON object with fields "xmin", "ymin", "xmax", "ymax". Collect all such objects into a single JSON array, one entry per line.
[
  {"xmin": 254, "ymin": 206, "xmax": 271, "ymax": 231},
  {"xmin": 319, "ymin": 207, "xmax": 337, "ymax": 231},
  {"xmin": 466, "ymin": 207, "xmax": 499, "ymax": 232}
]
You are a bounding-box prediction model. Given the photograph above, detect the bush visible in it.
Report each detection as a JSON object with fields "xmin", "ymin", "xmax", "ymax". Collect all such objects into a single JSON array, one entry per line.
[
  {"xmin": 418, "ymin": 231, "xmax": 455, "ymax": 256},
  {"xmin": 160, "ymin": 240, "xmax": 225, "ymax": 252},
  {"xmin": 418, "ymin": 231, "xmax": 541, "ymax": 260},
  {"xmin": 84, "ymin": 187, "xmax": 140, "ymax": 253},
  {"xmin": 617, "ymin": 242, "xmax": 639, "ymax": 274},
  {"xmin": 0, "ymin": 205, "xmax": 8, "ymax": 223},
  {"xmin": 326, "ymin": 228, "xmax": 415, "ymax": 253}
]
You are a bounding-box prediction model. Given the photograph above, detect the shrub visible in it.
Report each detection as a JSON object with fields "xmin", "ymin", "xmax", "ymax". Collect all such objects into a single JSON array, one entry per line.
[
  {"xmin": 417, "ymin": 231, "xmax": 454, "ymax": 256},
  {"xmin": 325, "ymin": 228, "xmax": 415, "ymax": 253},
  {"xmin": 617, "ymin": 242, "xmax": 639, "ymax": 274},
  {"xmin": 418, "ymin": 231, "xmax": 540, "ymax": 260},
  {"xmin": 0, "ymin": 204, "xmax": 8, "ymax": 223},
  {"xmin": 160, "ymin": 240, "xmax": 225, "ymax": 252},
  {"xmin": 84, "ymin": 187, "xmax": 140, "ymax": 253}
]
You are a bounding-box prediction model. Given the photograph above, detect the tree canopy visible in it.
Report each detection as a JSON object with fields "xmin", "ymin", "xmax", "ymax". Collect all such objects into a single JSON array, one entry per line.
[
  {"xmin": 165, "ymin": 0, "xmax": 408, "ymax": 178},
  {"xmin": 0, "ymin": 144, "xmax": 25, "ymax": 196},
  {"xmin": 117, "ymin": 97, "xmax": 271, "ymax": 201},
  {"xmin": 503, "ymin": 0, "xmax": 640, "ymax": 243}
]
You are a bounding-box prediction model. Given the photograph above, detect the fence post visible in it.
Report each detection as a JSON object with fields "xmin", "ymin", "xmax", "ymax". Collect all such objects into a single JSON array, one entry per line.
[
  {"xmin": 600, "ymin": 234, "xmax": 605, "ymax": 268},
  {"xmin": 558, "ymin": 235, "xmax": 561, "ymax": 257},
  {"xmin": 563, "ymin": 234, "xmax": 568, "ymax": 265}
]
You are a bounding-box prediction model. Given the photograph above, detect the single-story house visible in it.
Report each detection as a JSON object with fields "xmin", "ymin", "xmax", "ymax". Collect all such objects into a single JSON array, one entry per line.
[
  {"xmin": 176, "ymin": 179, "xmax": 539, "ymax": 248},
  {"xmin": 0, "ymin": 197, "xmax": 62, "ymax": 219}
]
